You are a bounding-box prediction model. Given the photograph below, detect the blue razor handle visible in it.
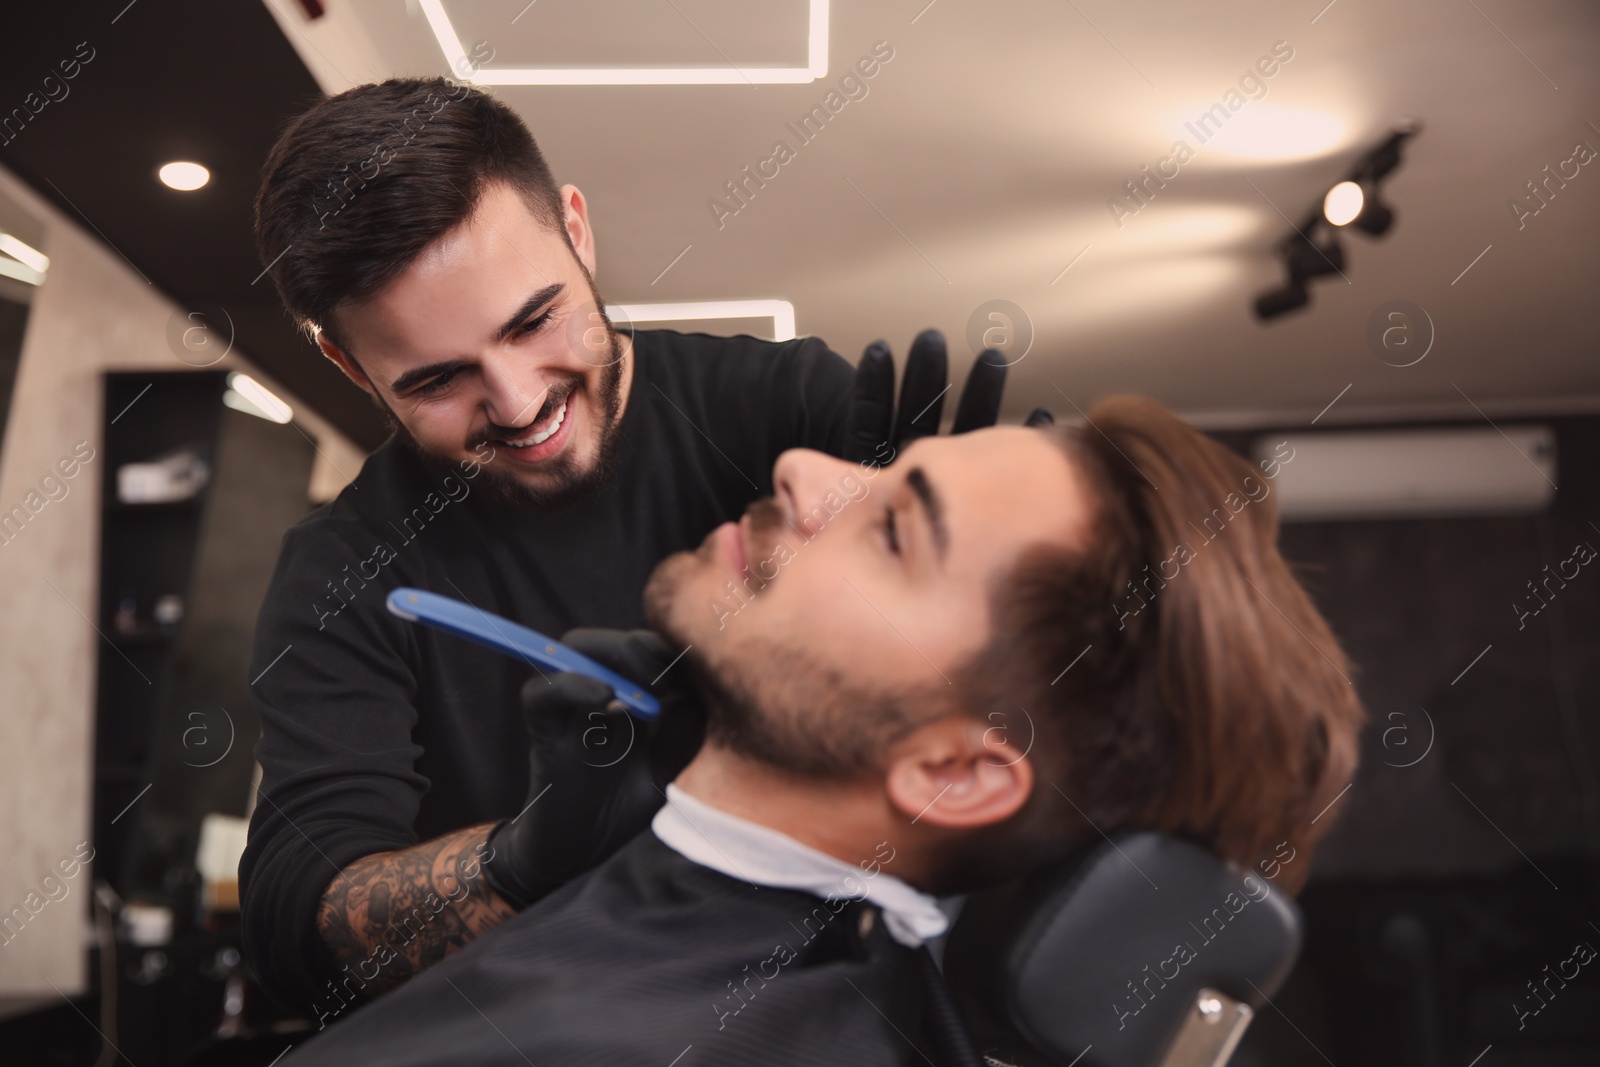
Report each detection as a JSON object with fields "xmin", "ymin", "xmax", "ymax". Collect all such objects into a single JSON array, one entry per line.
[{"xmin": 385, "ymin": 587, "xmax": 661, "ymax": 719}]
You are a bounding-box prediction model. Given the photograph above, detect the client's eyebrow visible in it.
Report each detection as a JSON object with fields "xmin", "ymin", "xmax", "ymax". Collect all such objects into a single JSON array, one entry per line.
[
  {"xmin": 388, "ymin": 282, "xmax": 567, "ymax": 395},
  {"xmin": 904, "ymin": 466, "xmax": 949, "ymax": 562}
]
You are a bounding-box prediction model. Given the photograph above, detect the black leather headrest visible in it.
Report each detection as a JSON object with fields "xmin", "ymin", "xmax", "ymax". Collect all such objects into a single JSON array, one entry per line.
[{"xmin": 944, "ymin": 833, "xmax": 1301, "ymax": 1067}]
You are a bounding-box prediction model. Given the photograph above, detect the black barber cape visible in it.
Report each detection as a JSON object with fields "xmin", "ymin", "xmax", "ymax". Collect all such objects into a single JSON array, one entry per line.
[
  {"xmin": 240, "ymin": 329, "xmax": 854, "ymax": 1011},
  {"xmin": 282, "ymin": 834, "xmax": 935, "ymax": 1067}
]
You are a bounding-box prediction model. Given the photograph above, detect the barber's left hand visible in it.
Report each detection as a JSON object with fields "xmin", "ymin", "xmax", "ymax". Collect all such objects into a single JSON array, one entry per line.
[{"xmin": 844, "ymin": 328, "xmax": 1010, "ymax": 465}]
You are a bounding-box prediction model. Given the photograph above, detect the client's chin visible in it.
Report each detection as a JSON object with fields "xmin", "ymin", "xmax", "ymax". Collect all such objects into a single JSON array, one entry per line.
[{"xmin": 642, "ymin": 538, "xmax": 712, "ymax": 649}]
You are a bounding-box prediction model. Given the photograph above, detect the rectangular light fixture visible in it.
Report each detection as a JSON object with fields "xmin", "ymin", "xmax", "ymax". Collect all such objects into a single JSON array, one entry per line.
[
  {"xmin": 0, "ymin": 233, "xmax": 48, "ymax": 274},
  {"xmin": 607, "ymin": 300, "xmax": 796, "ymax": 341},
  {"xmin": 1253, "ymin": 426, "xmax": 1557, "ymax": 521},
  {"xmin": 226, "ymin": 372, "xmax": 294, "ymax": 424},
  {"xmin": 0, "ymin": 255, "xmax": 44, "ymax": 286},
  {"xmin": 419, "ymin": 0, "xmax": 828, "ymax": 85}
]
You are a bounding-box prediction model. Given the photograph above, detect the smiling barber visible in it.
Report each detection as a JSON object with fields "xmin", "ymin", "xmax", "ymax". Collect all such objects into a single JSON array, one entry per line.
[{"xmin": 239, "ymin": 76, "xmax": 1009, "ymax": 1017}]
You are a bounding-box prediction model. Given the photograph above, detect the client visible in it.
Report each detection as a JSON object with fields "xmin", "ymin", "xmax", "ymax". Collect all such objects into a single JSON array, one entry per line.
[{"xmin": 281, "ymin": 397, "xmax": 1364, "ymax": 1066}]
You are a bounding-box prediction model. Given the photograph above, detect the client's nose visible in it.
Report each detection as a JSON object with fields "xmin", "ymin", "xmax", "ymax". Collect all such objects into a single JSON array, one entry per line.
[{"xmin": 773, "ymin": 448, "xmax": 857, "ymax": 541}]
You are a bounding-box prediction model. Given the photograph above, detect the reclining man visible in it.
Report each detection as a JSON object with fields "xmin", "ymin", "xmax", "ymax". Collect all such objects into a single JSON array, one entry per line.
[{"xmin": 281, "ymin": 397, "xmax": 1365, "ymax": 1066}]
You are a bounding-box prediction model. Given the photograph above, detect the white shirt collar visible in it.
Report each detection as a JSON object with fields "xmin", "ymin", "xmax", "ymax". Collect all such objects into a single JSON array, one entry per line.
[{"xmin": 651, "ymin": 783, "xmax": 948, "ymax": 948}]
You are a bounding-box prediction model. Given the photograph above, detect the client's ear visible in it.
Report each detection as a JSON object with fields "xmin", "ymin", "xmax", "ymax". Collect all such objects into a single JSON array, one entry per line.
[{"xmin": 884, "ymin": 716, "xmax": 1033, "ymax": 829}]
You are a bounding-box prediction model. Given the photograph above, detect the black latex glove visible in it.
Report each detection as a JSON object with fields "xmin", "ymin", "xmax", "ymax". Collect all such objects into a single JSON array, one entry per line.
[
  {"xmin": 481, "ymin": 628, "xmax": 704, "ymax": 909},
  {"xmin": 845, "ymin": 329, "xmax": 1010, "ymax": 464},
  {"xmin": 1023, "ymin": 407, "xmax": 1055, "ymax": 427}
]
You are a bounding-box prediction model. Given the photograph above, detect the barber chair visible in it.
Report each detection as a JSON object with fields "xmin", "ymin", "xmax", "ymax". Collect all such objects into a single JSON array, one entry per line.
[{"xmin": 944, "ymin": 833, "xmax": 1301, "ymax": 1067}]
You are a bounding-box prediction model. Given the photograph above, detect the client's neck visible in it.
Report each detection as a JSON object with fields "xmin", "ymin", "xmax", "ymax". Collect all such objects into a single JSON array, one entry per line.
[{"xmin": 672, "ymin": 743, "xmax": 895, "ymax": 870}]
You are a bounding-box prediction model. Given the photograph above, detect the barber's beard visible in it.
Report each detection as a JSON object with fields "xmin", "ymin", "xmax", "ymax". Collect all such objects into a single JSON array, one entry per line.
[
  {"xmin": 380, "ymin": 293, "xmax": 628, "ymax": 511},
  {"xmin": 464, "ymin": 347, "xmax": 625, "ymax": 511}
]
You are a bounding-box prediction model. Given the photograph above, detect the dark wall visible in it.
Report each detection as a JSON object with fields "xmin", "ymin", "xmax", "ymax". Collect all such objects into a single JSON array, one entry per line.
[
  {"xmin": 1217, "ymin": 415, "xmax": 1600, "ymax": 881},
  {"xmin": 1216, "ymin": 414, "xmax": 1600, "ymax": 1065}
]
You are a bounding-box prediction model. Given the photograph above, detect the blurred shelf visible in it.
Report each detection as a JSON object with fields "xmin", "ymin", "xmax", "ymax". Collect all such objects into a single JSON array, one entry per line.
[
  {"xmin": 107, "ymin": 630, "xmax": 178, "ymax": 647},
  {"xmin": 105, "ymin": 498, "xmax": 205, "ymax": 514}
]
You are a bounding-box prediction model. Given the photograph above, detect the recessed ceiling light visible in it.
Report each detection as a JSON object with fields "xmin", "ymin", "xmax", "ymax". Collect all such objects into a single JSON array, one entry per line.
[
  {"xmin": 1323, "ymin": 181, "xmax": 1364, "ymax": 226},
  {"xmin": 158, "ymin": 161, "xmax": 210, "ymax": 191}
]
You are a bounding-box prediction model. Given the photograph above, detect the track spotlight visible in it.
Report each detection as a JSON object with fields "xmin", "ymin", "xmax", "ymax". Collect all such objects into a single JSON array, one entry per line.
[
  {"xmin": 1252, "ymin": 123, "xmax": 1419, "ymax": 323},
  {"xmin": 1252, "ymin": 233, "xmax": 1340, "ymax": 321},
  {"xmin": 1363, "ymin": 129, "xmax": 1411, "ymax": 182},
  {"xmin": 1350, "ymin": 197, "xmax": 1394, "ymax": 236},
  {"xmin": 1323, "ymin": 181, "xmax": 1364, "ymax": 226},
  {"xmin": 1333, "ymin": 124, "xmax": 1416, "ymax": 239},
  {"xmin": 1255, "ymin": 282, "xmax": 1309, "ymax": 321},
  {"xmin": 1324, "ymin": 180, "xmax": 1394, "ymax": 235},
  {"xmin": 1286, "ymin": 232, "xmax": 1345, "ymax": 280}
]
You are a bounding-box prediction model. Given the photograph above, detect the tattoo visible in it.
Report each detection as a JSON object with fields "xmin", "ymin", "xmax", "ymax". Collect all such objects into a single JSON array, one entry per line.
[{"xmin": 313, "ymin": 823, "xmax": 514, "ymax": 1016}]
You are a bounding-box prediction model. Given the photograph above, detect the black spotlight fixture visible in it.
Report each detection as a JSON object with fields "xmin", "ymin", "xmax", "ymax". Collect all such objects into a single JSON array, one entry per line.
[
  {"xmin": 1254, "ymin": 282, "xmax": 1309, "ymax": 320},
  {"xmin": 1363, "ymin": 129, "xmax": 1409, "ymax": 182},
  {"xmin": 1252, "ymin": 122, "xmax": 1419, "ymax": 322},
  {"xmin": 1254, "ymin": 229, "xmax": 1346, "ymax": 321},
  {"xmin": 1285, "ymin": 231, "xmax": 1346, "ymax": 279},
  {"xmin": 1349, "ymin": 196, "xmax": 1394, "ymax": 236}
]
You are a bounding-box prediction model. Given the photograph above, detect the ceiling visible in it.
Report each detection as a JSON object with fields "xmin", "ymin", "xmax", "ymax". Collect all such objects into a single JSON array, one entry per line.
[
  {"xmin": 0, "ymin": 0, "xmax": 388, "ymax": 447},
  {"xmin": 4, "ymin": 0, "xmax": 1598, "ymax": 448}
]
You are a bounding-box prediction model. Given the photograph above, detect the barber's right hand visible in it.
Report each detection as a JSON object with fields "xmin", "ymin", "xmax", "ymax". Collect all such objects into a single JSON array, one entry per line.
[
  {"xmin": 845, "ymin": 329, "xmax": 1010, "ymax": 465},
  {"xmin": 479, "ymin": 628, "xmax": 704, "ymax": 910}
]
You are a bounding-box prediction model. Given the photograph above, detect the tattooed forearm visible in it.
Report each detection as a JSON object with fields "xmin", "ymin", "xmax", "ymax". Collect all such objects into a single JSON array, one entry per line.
[{"xmin": 313, "ymin": 823, "xmax": 515, "ymax": 1014}]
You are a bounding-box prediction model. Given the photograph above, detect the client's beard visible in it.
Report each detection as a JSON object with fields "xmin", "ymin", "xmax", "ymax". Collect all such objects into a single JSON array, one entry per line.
[
  {"xmin": 686, "ymin": 636, "xmax": 919, "ymax": 779},
  {"xmin": 643, "ymin": 497, "xmax": 929, "ymax": 780}
]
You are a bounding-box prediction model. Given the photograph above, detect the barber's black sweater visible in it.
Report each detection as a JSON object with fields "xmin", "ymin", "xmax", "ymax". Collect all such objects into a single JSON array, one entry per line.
[
  {"xmin": 240, "ymin": 329, "xmax": 854, "ymax": 1011},
  {"xmin": 279, "ymin": 835, "xmax": 931, "ymax": 1066}
]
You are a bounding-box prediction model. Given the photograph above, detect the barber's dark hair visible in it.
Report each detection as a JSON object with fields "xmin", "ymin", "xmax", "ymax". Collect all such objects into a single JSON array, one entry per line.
[
  {"xmin": 253, "ymin": 77, "xmax": 565, "ymax": 348},
  {"xmin": 957, "ymin": 397, "xmax": 1364, "ymax": 892}
]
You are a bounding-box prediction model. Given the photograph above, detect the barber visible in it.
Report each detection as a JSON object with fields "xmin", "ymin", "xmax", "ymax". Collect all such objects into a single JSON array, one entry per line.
[{"xmin": 239, "ymin": 76, "xmax": 1011, "ymax": 1017}]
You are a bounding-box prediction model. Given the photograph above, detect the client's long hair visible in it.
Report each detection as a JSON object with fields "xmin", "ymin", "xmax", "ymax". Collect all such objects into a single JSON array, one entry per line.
[{"xmin": 957, "ymin": 396, "xmax": 1364, "ymax": 893}]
